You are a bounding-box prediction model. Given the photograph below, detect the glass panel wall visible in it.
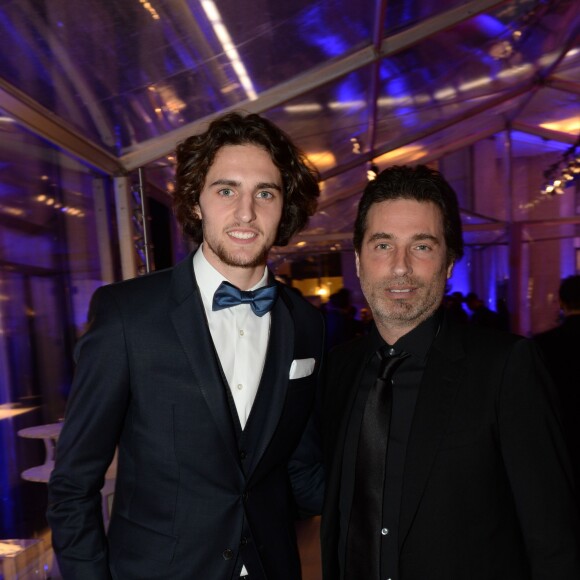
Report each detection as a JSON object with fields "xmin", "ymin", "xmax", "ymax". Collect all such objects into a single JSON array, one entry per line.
[{"xmin": 0, "ymin": 114, "xmax": 117, "ymax": 537}]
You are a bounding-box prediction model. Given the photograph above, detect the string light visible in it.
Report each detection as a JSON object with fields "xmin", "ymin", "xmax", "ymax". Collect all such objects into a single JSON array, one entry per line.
[
  {"xmin": 367, "ymin": 162, "xmax": 379, "ymax": 181},
  {"xmin": 34, "ymin": 194, "xmax": 86, "ymax": 217},
  {"xmin": 540, "ymin": 135, "xmax": 580, "ymax": 196},
  {"xmin": 138, "ymin": 0, "xmax": 160, "ymax": 20}
]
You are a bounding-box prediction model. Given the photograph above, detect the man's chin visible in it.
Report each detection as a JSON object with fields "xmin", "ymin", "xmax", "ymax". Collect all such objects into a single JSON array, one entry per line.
[
  {"xmin": 376, "ymin": 302, "xmax": 428, "ymax": 324},
  {"xmin": 219, "ymin": 249, "xmax": 269, "ymax": 269}
]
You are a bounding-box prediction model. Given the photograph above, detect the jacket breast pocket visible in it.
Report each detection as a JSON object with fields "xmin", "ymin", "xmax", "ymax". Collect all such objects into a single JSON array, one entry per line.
[{"xmin": 287, "ymin": 375, "xmax": 315, "ymax": 393}]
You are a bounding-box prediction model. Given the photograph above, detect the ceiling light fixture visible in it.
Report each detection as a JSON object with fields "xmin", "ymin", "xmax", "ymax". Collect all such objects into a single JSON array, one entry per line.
[{"xmin": 201, "ymin": 0, "xmax": 257, "ymax": 101}]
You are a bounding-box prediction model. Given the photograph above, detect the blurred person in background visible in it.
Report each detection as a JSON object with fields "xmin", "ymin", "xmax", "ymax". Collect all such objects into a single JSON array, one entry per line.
[
  {"xmin": 464, "ymin": 291, "xmax": 501, "ymax": 329},
  {"xmin": 534, "ymin": 274, "xmax": 580, "ymax": 513},
  {"xmin": 325, "ymin": 288, "xmax": 360, "ymax": 349}
]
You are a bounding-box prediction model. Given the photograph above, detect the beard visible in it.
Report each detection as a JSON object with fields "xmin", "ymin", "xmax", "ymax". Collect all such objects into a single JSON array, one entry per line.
[
  {"xmin": 210, "ymin": 241, "xmax": 270, "ymax": 269},
  {"xmin": 361, "ymin": 273, "xmax": 447, "ymax": 330},
  {"xmin": 203, "ymin": 224, "xmax": 272, "ymax": 270}
]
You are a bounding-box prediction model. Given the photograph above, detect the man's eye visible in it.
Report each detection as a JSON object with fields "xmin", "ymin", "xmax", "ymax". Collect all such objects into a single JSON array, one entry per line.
[
  {"xmin": 218, "ymin": 188, "xmax": 234, "ymax": 197},
  {"xmin": 376, "ymin": 243, "xmax": 389, "ymax": 250},
  {"xmin": 416, "ymin": 244, "xmax": 430, "ymax": 251},
  {"xmin": 257, "ymin": 191, "xmax": 273, "ymax": 199}
]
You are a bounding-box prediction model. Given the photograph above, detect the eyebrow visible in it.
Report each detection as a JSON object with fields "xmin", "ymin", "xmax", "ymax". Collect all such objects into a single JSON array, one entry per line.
[
  {"xmin": 367, "ymin": 232, "xmax": 440, "ymax": 244},
  {"xmin": 208, "ymin": 179, "xmax": 240, "ymax": 188},
  {"xmin": 208, "ymin": 178, "xmax": 282, "ymax": 192},
  {"xmin": 256, "ymin": 181, "xmax": 282, "ymax": 192}
]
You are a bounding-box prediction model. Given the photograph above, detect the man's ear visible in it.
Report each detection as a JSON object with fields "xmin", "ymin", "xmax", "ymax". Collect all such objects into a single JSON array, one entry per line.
[
  {"xmin": 193, "ymin": 204, "xmax": 202, "ymax": 219},
  {"xmin": 446, "ymin": 260, "xmax": 454, "ymax": 279},
  {"xmin": 355, "ymin": 252, "xmax": 360, "ymax": 278}
]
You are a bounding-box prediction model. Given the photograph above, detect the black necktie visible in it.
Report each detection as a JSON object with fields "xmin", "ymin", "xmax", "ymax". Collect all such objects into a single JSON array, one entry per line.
[
  {"xmin": 345, "ymin": 347, "xmax": 409, "ymax": 579},
  {"xmin": 212, "ymin": 281, "xmax": 278, "ymax": 317}
]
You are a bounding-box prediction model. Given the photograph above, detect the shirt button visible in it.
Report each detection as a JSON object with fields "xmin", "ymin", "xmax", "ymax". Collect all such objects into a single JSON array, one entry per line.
[
  {"xmin": 239, "ymin": 329, "xmax": 244, "ymax": 336},
  {"xmin": 381, "ymin": 527, "xmax": 389, "ymax": 535},
  {"xmin": 240, "ymin": 450, "xmax": 247, "ymax": 460},
  {"xmin": 388, "ymin": 347, "xmax": 396, "ymax": 356},
  {"xmin": 222, "ymin": 548, "xmax": 233, "ymax": 560},
  {"xmin": 240, "ymin": 537, "xmax": 248, "ymax": 546},
  {"xmin": 237, "ymin": 383, "xmax": 243, "ymax": 390}
]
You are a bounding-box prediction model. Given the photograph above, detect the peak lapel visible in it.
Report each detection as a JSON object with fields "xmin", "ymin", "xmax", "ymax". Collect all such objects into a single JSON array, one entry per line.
[{"xmin": 169, "ymin": 256, "xmax": 239, "ymax": 463}]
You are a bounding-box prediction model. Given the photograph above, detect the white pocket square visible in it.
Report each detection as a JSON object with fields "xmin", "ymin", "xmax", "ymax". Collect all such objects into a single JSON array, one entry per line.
[{"xmin": 289, "ymin": 358, "xmax": 316, "ymax": 380}]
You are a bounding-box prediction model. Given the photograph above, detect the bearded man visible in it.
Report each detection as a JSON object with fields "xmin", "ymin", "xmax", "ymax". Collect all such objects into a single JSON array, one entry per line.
[{"xmin": 321, "ymin": 164, "xmax": 580, "ymax": 580}]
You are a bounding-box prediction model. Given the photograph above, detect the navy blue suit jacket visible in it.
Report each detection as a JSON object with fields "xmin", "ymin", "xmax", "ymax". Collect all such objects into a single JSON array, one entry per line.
[{"xmin": 48, "ymin": 251, "xmax": 325, "ymax": 580}]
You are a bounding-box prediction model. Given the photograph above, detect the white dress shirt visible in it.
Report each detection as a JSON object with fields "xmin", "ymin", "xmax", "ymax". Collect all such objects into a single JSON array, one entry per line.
[{"xmin": 193, "ymin": 245, "xmax": 271, "ymax": 430}]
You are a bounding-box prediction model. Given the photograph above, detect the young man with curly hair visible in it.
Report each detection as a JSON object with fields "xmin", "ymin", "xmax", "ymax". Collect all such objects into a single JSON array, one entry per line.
[{"xmin": 48, "ymin": 112, "xmax": 324, "ymax": 580}]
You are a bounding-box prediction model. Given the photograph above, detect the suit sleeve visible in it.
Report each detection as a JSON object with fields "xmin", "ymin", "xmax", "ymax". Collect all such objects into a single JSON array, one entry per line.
[
  {"xmin": 47, "ymin": 286, "xmax": 130, "ymax": 580},
  {"xmin": 287, "ymin": 392, "xmax": 325, "ymax": 517},
  {"xmin": 287, "ymin": 307, "xmax": 326, "ymax": 518},
  {"xmin": 498, "ymin": 338, "xmax": 580, "ymax": 577}
]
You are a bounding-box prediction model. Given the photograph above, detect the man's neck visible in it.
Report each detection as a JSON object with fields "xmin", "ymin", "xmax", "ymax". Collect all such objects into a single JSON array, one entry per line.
[
  {"xmin": 376, "ymin": 325, "xmax": 409, "ymax": 346},
  {"xmin": 375, "ymin": 308, "xmax": 442, "ymax": 346},
  {"xmin": 376, "ymin": 318, "xmax": 426, "ymax": 346}
]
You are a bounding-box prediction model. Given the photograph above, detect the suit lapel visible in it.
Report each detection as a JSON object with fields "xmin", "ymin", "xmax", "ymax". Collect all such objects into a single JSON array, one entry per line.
[
  {"xmin": 399, "ymin": 320, "xmax": 465, "ymax": 547},
  {"xmin": 246, "ymin": 287, "xmax": 294, "ymax": 474},
  {"xmin": 169, "ymin": 254, "xmax": 239, "ymax": 463}
]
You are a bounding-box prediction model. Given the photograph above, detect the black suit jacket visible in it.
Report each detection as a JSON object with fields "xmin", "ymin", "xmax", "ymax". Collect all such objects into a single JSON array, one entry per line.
[
  {"xmin": 534, "ymin": 315, "xmax": 580, "ymax": 504},
  {"xmin": 321, "ymin": 312, "xmax": 580, "ymax": 580},
  {"xmin": 47, "ymin": 251, "xmax": 325, "ymax": 580}
]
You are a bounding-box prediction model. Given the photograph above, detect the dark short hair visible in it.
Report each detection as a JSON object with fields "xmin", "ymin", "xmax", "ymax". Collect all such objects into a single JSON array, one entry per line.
[
  {"xmin": 559, "ymin": 275, "xmax": 580, "ymax": 310},
  {"xmin": 353, "ymin": 164, "xmax": 464, "ymax": 265},
  {"xmin": 173, "ymin": 111, "xmax": 320, "ymax": 246}
]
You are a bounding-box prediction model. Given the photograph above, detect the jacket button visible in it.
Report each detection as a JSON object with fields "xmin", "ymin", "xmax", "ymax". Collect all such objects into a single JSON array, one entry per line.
[
  {"xmin": 222, "ymin": 549, "xmax": 233, "ymax": 560},
  {"xmin": 240, "ymin": 537, "xmax": 248, "ymax": 546},
  {"xmin": 242, "ymin": 491, "xmax": 249, "ymax": 501}
]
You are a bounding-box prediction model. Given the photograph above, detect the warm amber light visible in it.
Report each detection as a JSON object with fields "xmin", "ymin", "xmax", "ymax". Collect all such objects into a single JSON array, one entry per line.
[
  {"xmin": 316, "ymin": 286, "xmax": 330, "ymax": 298},
  {"xmin": 374, "ymin": 145, "xmax": 426, "ymax": 165},
  {"xmin": 540, "ymin": 117, "xmax": 580, "ymax": 134},
  {"xmin": 307, "ymin": 151, "xmax": 337, "ymax": 171}
]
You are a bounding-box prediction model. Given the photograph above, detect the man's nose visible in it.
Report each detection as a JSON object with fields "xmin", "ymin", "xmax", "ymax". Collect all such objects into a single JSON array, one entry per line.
[
  {"xmin": 391, "ymin": 248, "xmax": 412, "ymax": 276},
  {"xmin": 234, "ymin": 194, "xmax": 256, "ymax": 223}
]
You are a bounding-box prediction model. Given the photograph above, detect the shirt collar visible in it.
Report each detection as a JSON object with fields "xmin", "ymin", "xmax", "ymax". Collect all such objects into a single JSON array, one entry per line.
[
  {"xmin": 369, "ymin": 307, "xmax": 443, "ymax": 363},
  {"xmin": 396, "ymin": 308, "xmax": 442, "ymax": 362},
  {"xmin": 193, "ymin": 244, "xmax": 269, "ymax": 304}
]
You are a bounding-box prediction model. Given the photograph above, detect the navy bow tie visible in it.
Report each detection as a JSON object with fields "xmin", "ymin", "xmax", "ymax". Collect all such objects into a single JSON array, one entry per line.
[{"xmin": 212, "ymin": 281, "xmax": 278, "ymax": 317}]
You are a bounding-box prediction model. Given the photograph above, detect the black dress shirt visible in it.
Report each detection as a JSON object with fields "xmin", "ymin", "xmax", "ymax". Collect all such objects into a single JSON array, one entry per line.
[
  {"xmin": 339, "ymin": 309, "xmax": 441, "ymax": 580},
  {"xmin": 380, "ymin": 311, "xmax": 441, "ymax": 580}
]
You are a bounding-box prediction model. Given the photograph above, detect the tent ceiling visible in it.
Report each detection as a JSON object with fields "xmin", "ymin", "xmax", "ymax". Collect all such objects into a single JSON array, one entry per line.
[{"xmin": 0, "ymin": 0, "xmax": 578, "ymax": 256}]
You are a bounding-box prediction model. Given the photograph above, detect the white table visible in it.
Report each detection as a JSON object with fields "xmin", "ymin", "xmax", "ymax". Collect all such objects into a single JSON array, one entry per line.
[
  {"xmin": 17, "ymin": 422, "xmax": 63, "ymax": 483},
  {"xmin": 18, "ymin": 422, "xmax": 118, "ymax": 528}
]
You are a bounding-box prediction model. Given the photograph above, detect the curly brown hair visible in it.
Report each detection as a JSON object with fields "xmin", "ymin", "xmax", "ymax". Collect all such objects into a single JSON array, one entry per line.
[{"xmin": 173, "ymin": 112, "xmax": 320, "ymax": 246}]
